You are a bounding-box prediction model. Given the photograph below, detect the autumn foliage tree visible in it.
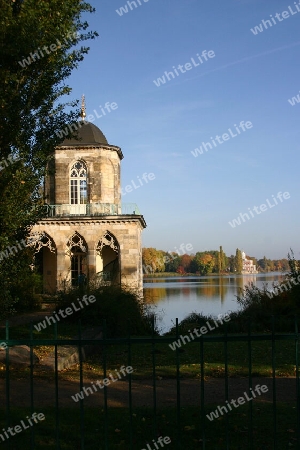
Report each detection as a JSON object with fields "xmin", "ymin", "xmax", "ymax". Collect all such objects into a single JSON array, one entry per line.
[
  {"xmin": 142, "ymin": 248, "xmax": 165, "ymax": 273},
  {"xmin": 142, "ymin": 246, "xmax": 285, "ymax": 276}
]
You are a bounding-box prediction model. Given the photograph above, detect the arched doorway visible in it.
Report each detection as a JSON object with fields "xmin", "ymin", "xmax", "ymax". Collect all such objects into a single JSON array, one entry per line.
[
  {"xmin": 96, "ymin": 231, "xmax": 120, "ymax": 284},
  {"xmin": 66, "ymin": 232, "xmax": 88, "ymax": 286},
  {"xmin": 27, "ymin": 232, "xmax": 57, "ymax": 293}
]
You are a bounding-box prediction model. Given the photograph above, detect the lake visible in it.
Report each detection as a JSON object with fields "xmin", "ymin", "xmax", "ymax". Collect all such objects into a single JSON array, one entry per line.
[{"xmin": 143, "ymin": 273, "xmax": 286, "ymax": 334}]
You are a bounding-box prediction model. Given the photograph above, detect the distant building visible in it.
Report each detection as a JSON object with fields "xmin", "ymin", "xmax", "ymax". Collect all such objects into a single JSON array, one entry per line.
[{"xmin": 242, "ymin": 251, "xmax": 257, "ymax": 274}]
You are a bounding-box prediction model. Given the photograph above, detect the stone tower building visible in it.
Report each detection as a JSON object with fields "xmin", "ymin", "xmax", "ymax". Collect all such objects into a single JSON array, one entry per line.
[{"xmin": 30, "ymin": 109, "xmax": 146, "ymax": 294}]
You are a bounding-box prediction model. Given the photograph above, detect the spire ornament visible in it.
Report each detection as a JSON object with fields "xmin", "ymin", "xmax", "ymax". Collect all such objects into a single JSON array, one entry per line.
[{"xmin": 81, "ymin": 95, "xmax": 86, "ymax": 120}]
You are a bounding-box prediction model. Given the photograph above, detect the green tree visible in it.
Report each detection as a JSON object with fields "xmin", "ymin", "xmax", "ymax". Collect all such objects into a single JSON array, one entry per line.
[
  {"xmin": 164, "ymin": 252, "xmax": 179, "ymax": 272},
  {"xmin": 229, "ymin": 255, "xmax": 235, "ymax": 272},
  {"xmin": 217, "ymin": 245, "xmax": 227, "ymax": 273},
  {"xmin": 235, "ymin": 248, "xmax": 243, "ymax": 273},
  {"xmin": 0, "ymin": 0, "xmax": 97, "ymax": 312},
  {"xmin": 257, "ymin": 256, "xmax": 270, "ymax": 272},
  {"xmin": 189, "ymin": 257, "xmax": 198, "ymax": 273}
]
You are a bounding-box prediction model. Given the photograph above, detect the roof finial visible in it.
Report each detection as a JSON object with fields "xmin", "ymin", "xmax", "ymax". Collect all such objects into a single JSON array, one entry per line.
[{"xmin": 81, "ymin": 94, "xmax": 86, "ymax": 120}]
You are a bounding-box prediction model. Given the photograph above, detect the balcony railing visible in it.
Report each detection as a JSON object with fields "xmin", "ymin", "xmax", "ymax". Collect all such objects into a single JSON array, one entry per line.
[{"xmin": 43, "ymin": 203, "xmax": 141, "ymax": 217}]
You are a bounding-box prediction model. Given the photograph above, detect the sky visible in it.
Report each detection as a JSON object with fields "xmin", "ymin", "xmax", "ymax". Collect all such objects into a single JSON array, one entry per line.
[{"xmin": 66, "ymin": 0, "xmax": 300, "ymax": 260}]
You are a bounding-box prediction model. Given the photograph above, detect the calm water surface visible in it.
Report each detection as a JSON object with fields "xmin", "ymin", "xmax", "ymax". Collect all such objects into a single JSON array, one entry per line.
[{"xmin": 143, "ymin": 273, "xmax": 285, "ymax": 334}]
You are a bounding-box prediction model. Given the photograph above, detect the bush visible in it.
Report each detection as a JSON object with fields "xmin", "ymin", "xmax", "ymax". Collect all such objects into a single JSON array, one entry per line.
[
  {"xmin": 0, "ymin": 270, "xmax": 42, "ymax": 318},
  {"xmin": 9, "ymin": 272, "xmax": 43, "ymax": 312},
  {"xmin": 55, "ymin": 284, "xmax": 157, "ymax": 337},
  {"xmin": 235, "ymin": 282, "xmax": 298, "ymax": 331},
  {"xmin": 0, "ymin": 282, "xmax": 18, "ymax": 321}
]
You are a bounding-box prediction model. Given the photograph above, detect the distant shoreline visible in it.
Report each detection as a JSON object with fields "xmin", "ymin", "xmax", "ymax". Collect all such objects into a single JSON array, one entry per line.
[{"xmin": 143, "ymin": 271, "xmax": 281, "ymax": 278}]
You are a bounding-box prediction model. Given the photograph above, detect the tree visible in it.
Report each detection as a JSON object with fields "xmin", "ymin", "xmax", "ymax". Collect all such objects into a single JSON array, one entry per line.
[
  {"xmin": 142, "ymin": 248, "xmax": 166, "ymax": 273},
  {"xmin": 216, "ymin": 245, "xmax": 227, "ymax": 273},
  {"xmin": 0, "ymin": 0, "xmax": 97, "ymax": 311},
  {"xmin": 181, "ymin": 254, "xmax": 192, "ymax": 272},
  {"xmin": 143, "ymin": 248, "xmax": 158, "ymax": 273},
  {"xmin": 194, "ymin": 252, "xmax": 215, "ymax": 275},
  {"xmin": 257, "ymin": 256, "xmax": 269, "ymax": 272},
  {"xmin": 189, "ymin": 257, "xmax": 198, "ymax": 273},
  {"xmin": 176, "ymin": 266, "xmax": 186, "ymax": 275},
  {"xmin": 219, "ymin": 246, "xmax": 227, "ymax": 272},
  {"xmin": 235, "ymin": 248, "xmax": 243, "ymax": 273},
  {"xmin": 229, "ymin": 255, "xmax": 235, "ymax": 272},
  {"xmin": 162, "ymin": 252, "xmax": 181, "ymax": 273}
]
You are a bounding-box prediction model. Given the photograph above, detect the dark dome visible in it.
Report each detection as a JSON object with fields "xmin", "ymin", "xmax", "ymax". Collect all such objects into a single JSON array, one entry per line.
[{"xmin": 58, "ymin": 121, "xmax": 108, "ymax": 146}]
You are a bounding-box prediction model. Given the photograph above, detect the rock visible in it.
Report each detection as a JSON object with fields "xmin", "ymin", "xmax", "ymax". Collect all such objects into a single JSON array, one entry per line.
[
  {"xmin": 0, "ymin": 345, "xmax": 39, "ymax": 366},
  {"xmin": 40, "ymin": 327, "xmax": 103, "ymax": 371}
]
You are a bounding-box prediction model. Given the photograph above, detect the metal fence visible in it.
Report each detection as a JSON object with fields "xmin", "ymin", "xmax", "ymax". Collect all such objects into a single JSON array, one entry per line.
[
  {"xmin": 44, "ymin": 203, "xmax": 141, "ymax": 217},
  {"xmin": 0, "ymin": 318, "xmax": 300, "ymax": 450}
]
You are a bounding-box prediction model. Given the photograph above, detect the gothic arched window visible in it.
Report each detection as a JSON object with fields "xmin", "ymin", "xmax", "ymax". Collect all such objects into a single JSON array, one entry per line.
[{"xmin": 70, "ymin": 161, "xmax": 87, "ymax": 205}]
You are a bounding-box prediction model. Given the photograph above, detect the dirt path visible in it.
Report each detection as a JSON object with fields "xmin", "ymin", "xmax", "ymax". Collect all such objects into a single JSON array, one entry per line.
[
  {"xmin": 0, "ymin": 307, "xmax": 54, "ymax": 330},
  {"xmin": 0, "ymin": 377, "xmax": 296, "ymax": 408}
]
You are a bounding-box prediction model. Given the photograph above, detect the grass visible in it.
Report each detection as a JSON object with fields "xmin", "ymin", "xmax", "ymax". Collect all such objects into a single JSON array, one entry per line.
[
  {"xmin": 0, "ymin": 403, "xmax": 297, "ymax": 449},
  {"xmin": 0, "ymin": 321, "xmax": 298, "ymax": 381}
]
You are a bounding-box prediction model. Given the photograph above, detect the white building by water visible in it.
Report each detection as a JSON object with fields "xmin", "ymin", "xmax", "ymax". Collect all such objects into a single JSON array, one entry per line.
[{"xmin": 242, "ymin": 251, "xmax": 257, "ymax": 274}]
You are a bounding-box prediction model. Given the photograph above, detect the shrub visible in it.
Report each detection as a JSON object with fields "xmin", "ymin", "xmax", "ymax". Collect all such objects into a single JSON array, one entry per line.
[{"xmin": 55, "ymin": 284, "xmax": 156, "ymax": 337}]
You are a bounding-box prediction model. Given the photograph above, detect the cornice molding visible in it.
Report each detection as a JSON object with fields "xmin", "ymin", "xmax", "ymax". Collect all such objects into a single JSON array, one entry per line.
[
  {"xmin": 35, "ymin": 215, "xmax": 147, "ymax": 228},
  {"xmin": 56, "ymin": 144, "xmax": 123, "ymax": 160}
]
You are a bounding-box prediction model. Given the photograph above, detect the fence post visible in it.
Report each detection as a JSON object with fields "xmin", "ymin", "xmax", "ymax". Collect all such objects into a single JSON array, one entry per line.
[
  {"xmin": 78, "ymin": 319, "xmax": 85, "ymax": 450},
  {"xmin": 151, "ymin": 316, "xmax": 157, "ymax": 438},
  {"xmin": 30, "ymin": 323, "xmax": 35, "ymax": 449},
  {"xmin": 103, "ymin": 319, "xmax": 108, "ymax": 450},
  {"xmin": 54, "ymin": 322, "xmax": 60, "ymax": 449},
  {"xmin": 127, "ymin": 319, "xmax": 133, "ymax": 449},
  {"xmin": 271, "ymin": 315, "xmax": 277, "ymax": 450},
  {"xmin": 5, "ymin": 320, "xmax": 10, "ymax": 450},
  {"xmin": 200, "ymin": 320, "xmax": 205, "ymax": 449},
  {"xmin": 175, "ymin": 318, "xmax": 181, "ymax": 449},
  {"xmin": 247, "ymin": 318, "xmax": 253, "ymax": 449},
  {"xmin": 224, "ymin": 319, "xmax": 230, "ymax": 450},
  {"xmin": 295, "ymin": 315, "xmax": 300, "ymax": 448}
]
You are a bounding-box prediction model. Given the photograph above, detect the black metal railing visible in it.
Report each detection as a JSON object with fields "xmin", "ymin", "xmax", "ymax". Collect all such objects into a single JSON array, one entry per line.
[{"xmin": 0, "ymin": 318, "xmax": 299, "ymax": 449}]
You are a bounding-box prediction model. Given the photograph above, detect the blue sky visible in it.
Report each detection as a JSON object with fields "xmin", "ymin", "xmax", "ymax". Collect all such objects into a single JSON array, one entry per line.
[{"xmin": 67, "ymin": 0, "xmax": 300, "ymax": 259}]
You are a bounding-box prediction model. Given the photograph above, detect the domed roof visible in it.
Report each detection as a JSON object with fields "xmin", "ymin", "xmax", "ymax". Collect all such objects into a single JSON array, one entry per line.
[{"xmin": 58, "ymin": 121, "xmax": 108, "ymax": 146}]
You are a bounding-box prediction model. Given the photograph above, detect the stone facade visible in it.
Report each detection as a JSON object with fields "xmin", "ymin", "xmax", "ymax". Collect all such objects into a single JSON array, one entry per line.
[{"xmin": 30, "ymin": 122, "xmax": 146, "ymax": 294}]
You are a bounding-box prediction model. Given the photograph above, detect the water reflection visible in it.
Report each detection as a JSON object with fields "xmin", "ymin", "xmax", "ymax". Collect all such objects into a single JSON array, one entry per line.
[{"xmin": 144, "ymin": 273, "xmax": 285, "ymax": 334}]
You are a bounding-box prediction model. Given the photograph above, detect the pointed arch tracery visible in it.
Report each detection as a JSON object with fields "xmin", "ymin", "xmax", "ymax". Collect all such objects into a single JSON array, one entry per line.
[
  {"xmin": 96, "ymin": 231, "xmax": 119, "ymax": 255},
  {"xmin": 96, "ymin": 231, "xmax": 120, "ymax": 284},
  {"xmin": 66, "ymin": 232, "xmax": 87, "ymax": 256},
  {"xmin": 66, "ymin": 232, "xmax": 88, "ymax": 286},
  {"xmin": 27, "ymin": 232, "xmax": 56, "ymax": 254}
]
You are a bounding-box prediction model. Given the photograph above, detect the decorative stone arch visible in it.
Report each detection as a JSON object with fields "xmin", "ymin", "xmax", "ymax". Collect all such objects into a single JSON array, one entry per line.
[
  {"xmin": 66, "ymin": 232, "xmax": 88, "ymax": 286},
  {"xmin": 27, "ymin": 232, "xmax": 57, "ymax": 294},
  {"xmin": 96, "ymin": 231, "xmax": 120, "ymax": 284},
  {"xmin": 27, "ymin": 231, "xmax": 56, "ymax": 254}
]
